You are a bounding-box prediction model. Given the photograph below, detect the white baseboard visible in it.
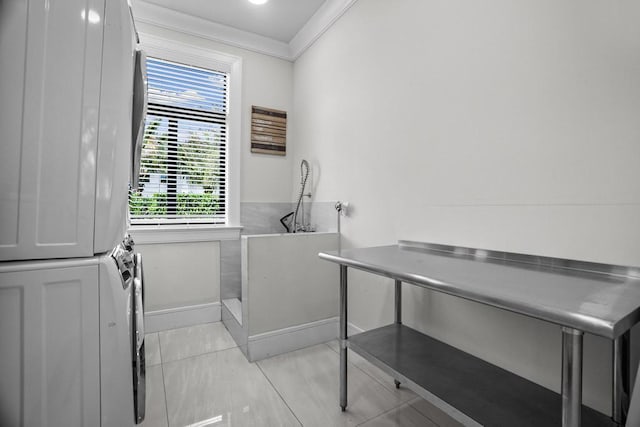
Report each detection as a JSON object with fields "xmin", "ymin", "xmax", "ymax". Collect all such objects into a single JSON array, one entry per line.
[
  {"xmin": 247, "ymin": 317, "xmax": 338, "ymax": 362},
  {"xmin": 145, "ymin": 302, "xmax": 221, "ymax": 333}
]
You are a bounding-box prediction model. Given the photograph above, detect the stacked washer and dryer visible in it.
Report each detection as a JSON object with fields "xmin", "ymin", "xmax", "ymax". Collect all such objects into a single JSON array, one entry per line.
[{"xmin": 0, "ymin": 0, "xmax": 147, "ymax": 426}]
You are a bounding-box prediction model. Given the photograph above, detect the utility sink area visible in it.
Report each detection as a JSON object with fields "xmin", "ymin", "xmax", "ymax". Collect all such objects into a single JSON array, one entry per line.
[{"xmin": 223, "ymin": 232, "xmax": 339, "ymax": 362}]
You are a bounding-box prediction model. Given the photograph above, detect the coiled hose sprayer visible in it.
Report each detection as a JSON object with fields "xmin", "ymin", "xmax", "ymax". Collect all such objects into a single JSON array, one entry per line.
[{"xmin": 292, "ymin": 160, "xmax": 310, "ymax": 233}]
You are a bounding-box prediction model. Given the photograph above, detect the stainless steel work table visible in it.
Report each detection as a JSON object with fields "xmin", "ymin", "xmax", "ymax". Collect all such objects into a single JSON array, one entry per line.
[{"xmin": 319, "ymin": 241, "xmax": 640, "ymax": 427}]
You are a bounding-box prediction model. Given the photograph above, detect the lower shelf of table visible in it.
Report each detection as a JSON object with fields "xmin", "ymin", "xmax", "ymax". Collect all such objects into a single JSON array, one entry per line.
[{"xmin": 347, "ymin": 324, "xmax": 616, "ymax": 427}]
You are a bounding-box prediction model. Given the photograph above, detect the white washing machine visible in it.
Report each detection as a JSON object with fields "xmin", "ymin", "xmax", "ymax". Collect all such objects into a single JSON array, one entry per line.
[{"xmin": 0, "ymin": 236, "xmax": 145, "ymax": 426}]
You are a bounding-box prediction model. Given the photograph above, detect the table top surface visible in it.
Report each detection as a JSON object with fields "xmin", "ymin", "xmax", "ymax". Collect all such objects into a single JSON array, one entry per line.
[{"xmin": 319, "ymin": 242, "xmax": 640, "ymax": 339}]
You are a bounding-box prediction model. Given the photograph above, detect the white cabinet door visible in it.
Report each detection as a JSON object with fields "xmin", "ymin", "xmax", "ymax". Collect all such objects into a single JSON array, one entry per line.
[
  {"xmin": 0, "ymin": 263, "xmax": 100, "ymax": 427},
  {"xmin": 0, "ymin": 0, "xmax": 106, "ymax": 261}
]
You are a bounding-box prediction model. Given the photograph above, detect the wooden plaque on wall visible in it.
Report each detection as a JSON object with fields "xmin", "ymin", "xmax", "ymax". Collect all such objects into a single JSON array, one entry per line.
[{"xmin": 251, "ymin": 106, "xmax": 287, "ymax": 156}]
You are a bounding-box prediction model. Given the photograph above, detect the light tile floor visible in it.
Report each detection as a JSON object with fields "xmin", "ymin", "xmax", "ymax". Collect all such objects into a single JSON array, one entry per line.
[{"xmin": 142, "ymin": 322, "xmax": 460, "ymax": 427}]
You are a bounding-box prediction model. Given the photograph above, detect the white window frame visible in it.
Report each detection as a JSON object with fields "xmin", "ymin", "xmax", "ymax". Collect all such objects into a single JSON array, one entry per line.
[{"xmin": 129, "ymin": 33, "xmax": 242, "ymax": 243}]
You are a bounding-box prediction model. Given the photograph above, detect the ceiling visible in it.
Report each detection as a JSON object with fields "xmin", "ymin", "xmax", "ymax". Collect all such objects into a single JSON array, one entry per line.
[{"xmin": 141, "ymin": 0, "xmax": 327, "ymax": 43}]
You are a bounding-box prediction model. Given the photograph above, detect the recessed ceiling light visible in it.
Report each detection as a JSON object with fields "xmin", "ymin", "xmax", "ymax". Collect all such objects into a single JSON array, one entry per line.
[{"xmin": 249, "ymin": 0, "xmax": 269, "ymax": 4}]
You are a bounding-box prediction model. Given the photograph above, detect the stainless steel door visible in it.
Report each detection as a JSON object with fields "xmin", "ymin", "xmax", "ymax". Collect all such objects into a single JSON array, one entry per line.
[{"xmin": 132, "ymin": 252, "xmax": 145, "ymax": 424}]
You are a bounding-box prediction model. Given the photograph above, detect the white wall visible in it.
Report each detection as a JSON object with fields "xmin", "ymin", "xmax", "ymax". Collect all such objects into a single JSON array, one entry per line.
[
  {"xmin": 137, "ymin": 241, "xmax": 220, "ymax": 312},
  {"xmin": 292, "ymin": 0, "xmax": 640, "ymax": 414},
  {"xmin": 132, "ymin": 18, "xmax": 294, "ymax": 313}
]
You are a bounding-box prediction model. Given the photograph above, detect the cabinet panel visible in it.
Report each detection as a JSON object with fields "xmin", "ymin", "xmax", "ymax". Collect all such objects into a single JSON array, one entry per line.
[
  {"xmin": 0, "ymin": 264, "xmax": 100, "ymax": 427},
  {"xmin": 0, "ymin": 0, "xmax": 27, "ymax": 248},
  {"xmin": 0, "ymin": 287, "xmax": 23, "ymax": 426},
  {"xmin": 0, "ymin": 0, "xmax": 106, "ymax": 261}
]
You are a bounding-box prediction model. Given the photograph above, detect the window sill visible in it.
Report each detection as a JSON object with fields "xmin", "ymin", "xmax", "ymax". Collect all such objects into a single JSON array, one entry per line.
[{"xmin": 129, "ymin": 224, "xmax": 242, "ymax": 244}]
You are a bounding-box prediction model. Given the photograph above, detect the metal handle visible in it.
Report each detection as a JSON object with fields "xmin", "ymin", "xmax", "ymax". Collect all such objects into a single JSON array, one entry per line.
[
  {"xmin": 132, "ymin": 252, "xmax": 146, "ymax": 424},
  {"xmin": 133, "ymin": 253, "xmax": 145, "ymax": 351}
]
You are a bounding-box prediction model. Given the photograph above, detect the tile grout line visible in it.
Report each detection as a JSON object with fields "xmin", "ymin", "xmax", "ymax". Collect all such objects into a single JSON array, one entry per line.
[
  {"xmin": 323, "ymin": 342, "xmax": 415, "ymax": 404},
  {"xmin": 158, "ymin": 324, "xmax": 239, "ymax": 365},
  {"xmin": 153, "ymin": 325, "xmax": 239, "ymax": 427},
  {"xmin": 353, "ymin": 401, "xmax": 416, "ymax": 427},
  {"xmin": 255, "ymin": 361, "xmax": 305, "ymax": 427},
  {"xmin": 324, "ymin": 343, "xmax": 448, "ymax": 426},
  {"xmin": 160, "ymin": 342, "xmax": 239, "ymax": 366},
  {"xmin": 406, "ymin": 400, "xmax": 447, "ymax": 427},
  {"xmin": 156, "ymin": 333, "xmax": 171, "ymax": 427},
  {"xmin": 321, "ymin": 343, "xmax": 420, "ymax": 427},
  {"xmin": 360, "ymin": 401, "xmax": 443, "ymax": 427}
]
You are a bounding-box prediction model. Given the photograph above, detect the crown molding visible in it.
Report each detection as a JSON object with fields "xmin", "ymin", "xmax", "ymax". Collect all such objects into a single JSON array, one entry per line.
[
  {"xmin": 289, "ymin": 0, "xmax": 358, "ymax": 60},
  {"xmin": 132, "ymin": 1, "xmax": 291, "ymax": 60},
  {"xmin": 132, "ymin": 0, "xmax": 359, "ymax": 62}
]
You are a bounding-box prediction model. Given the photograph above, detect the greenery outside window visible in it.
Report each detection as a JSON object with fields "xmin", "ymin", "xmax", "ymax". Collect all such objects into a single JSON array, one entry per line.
[{"xmin": 129, "ymin": 56, "xmax": 228, "ymax": 225}]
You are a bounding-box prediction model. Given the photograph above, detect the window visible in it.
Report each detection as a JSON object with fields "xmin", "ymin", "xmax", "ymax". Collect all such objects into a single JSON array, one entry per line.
[{"xmin": 129, "ymin": 56, "xmax": 228, "ymax": 225}]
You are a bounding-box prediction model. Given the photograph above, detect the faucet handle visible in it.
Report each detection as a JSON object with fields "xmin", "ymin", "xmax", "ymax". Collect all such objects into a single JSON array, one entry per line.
[{"xmin": 335, "ymin": 201, "xmax": 349, "ymax": 216}]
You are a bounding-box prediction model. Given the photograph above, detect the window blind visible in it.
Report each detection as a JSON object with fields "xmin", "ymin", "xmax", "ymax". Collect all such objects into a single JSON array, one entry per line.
[{"xmin": 129, "ymin": 57, "xmax": 228, "ymax": 224}]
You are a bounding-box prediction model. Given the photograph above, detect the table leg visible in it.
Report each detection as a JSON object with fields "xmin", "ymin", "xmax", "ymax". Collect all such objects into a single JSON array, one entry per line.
[
  {"xmin": 613, "ymin": 331, "xmax": 630, "ymax": 425},
  {"xmin": 562, "ymin": 327, "xmax": 584, "ymax": 427},
  {"xmin": 340, "ymin": 265, "xmax": 348, "ymax": 411},
  {"xmin": 394, "ymin": 279, "xmax": 402, "ymax": 325},
  {"xmin": 394, "ymin": 279, "xmax": 402, "ymax": 389}
]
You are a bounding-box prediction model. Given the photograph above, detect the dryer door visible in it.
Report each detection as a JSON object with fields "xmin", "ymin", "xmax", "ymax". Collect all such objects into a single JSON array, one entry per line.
[{"xmin": 132, "ymin": 252, "xmax": 146, "ymax": 424}]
